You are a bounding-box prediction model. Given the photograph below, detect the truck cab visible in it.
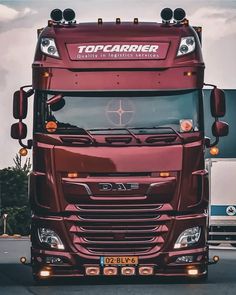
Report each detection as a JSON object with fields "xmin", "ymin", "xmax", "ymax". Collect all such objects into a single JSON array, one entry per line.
[{"xmin": 11, "ymin": 8, "xmax": 228, "ymax": 280}]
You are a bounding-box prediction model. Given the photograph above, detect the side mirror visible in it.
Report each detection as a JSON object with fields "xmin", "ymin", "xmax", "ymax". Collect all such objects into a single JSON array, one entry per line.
[
  {"xmin": 210, "ymin": 88, "xmax": 226, "ymax": 117},
  {"xmin": 212, "ymin": 121, "xmax": 229, "ymax": 137},
  {"xmin": 11, "ymin": 122, "xmax": 27, "ymax": 139},
  {"xmin": 13, "ymin": 90, "xmax": 28, "ymax": 119}
]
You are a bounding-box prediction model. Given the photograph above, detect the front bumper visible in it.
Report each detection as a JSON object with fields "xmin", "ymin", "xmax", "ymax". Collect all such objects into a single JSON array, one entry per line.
[
  {"xmin": 31, "ymin": 246, "xmax": 208, "ymax": 278},
  {"xmin": 31, "ymin": 213, "xmax": 208, "ymax": 278}
]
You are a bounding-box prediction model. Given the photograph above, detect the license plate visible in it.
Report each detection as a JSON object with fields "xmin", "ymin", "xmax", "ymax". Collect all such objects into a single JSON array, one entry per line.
[{"xmin": 101, "ymin": 256, "xmax": 138, "ymax": 266}]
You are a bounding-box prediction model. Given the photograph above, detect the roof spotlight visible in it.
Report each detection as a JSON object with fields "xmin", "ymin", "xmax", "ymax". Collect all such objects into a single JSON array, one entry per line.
[
  {"xmin": 173, "ymin": 8, "xmax": 186, "ymax": 22},
  {"xmin": 160, "ymin": 8, "xmax": 173, "ymax": 22},
  {"xmin": 63, "ymin": 8, "xmax": 76, "ymax": 22},
  {"xmin": 50, "ymin": 9, "xmax": 63, "ymax": 22}
]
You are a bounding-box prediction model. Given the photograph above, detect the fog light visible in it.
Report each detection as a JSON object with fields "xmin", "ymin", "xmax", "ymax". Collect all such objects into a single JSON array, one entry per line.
[
  {"xmin": 188, "ymin": 268, "xmax": 199, "ymax": 276},
  {"xmin": 104, "ymin": 267, "xmax": 118, "ymax": 276},
  {"xmin": 40, "ymin": 270, "xmax": 51, "ymax": 277},
  {"xmin": 139, "ymin": 266, "xmax": 154, "ymax": 275},
  {"xmin": 85, "ymin": 266, "xmax": 100, "ymax": 276},
  {"xmin": 121, "ymin": 267, "xmax": 135, "ymax": 276},
  {"xmin": 176, "ymin": 255, "xmax": 194, "ymax": 263}
]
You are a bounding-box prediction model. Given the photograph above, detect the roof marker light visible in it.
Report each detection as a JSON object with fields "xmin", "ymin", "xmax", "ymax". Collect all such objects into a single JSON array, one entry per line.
[
  {"xmin": 116, "ymin": 18, "xmax": 121, "ymax": 24},
  {"xmin": 160, "ymin": 8, "xmax": 173, "ymax": 23},
  {"xmin": 173, "ymin": 8, "xmax": 186, "ymax": 23},
  {"xmin": 63, "ymin": 8, "xmax": 76, "ymax": 22},
  {"xmin": 45, "ymin": 121, "xmax": 58, "ymax": 133},
  {"xmin": 180, "ymin": 119, "xmax": 193, "ymax": 132},
  {"xmin": 50, "ymin": 9, "xmax": 63, "ymax": 22}
]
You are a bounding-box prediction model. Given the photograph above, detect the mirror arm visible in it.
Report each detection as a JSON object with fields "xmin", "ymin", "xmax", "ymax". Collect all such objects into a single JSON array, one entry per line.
[
  {"xmin": 204, "ymin": 83, "xmax": 216, "ymax": 88},
  {"xmin": 205, "ymin": 136, "xmax": 219, "ymax": 148},
  {"xmin": 19, "ymin": 139, "xmax": 33, "ymax": 149}
]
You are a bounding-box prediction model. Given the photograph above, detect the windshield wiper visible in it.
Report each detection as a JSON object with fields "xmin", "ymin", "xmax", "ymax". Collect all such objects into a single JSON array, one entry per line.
[
  {"xmin": 57, "ymin": 124, "xmax": 97, "ymax": 143},
  {"xmin": 132, "ymin": 126, "xmax": 184, "ymax": 141},
  {"xmin": 88, "ymin": 127, "xmax": 142, "ymax": 144}
]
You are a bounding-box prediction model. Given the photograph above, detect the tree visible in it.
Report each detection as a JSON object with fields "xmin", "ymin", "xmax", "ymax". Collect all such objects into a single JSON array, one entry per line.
[
  {"xmin": 0, "ymin": 154, "xmax": 31, "ymax": 235},
  {"xmin": 13, "ymin": 154, "xmax": 31, "ymax": 173}
]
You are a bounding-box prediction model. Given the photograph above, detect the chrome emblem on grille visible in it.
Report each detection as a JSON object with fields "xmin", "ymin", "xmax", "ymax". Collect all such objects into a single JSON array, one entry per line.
[{"xmin": 99, "ymin": 183, "xmax": 139, "ymax": 191}]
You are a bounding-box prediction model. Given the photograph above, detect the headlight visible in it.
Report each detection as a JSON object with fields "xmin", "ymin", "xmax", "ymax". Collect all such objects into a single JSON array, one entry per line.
[
  {"xmin": 177, "ymin": 36, "xmax": 195, "ymax": 56},
  {"xmin": 38, "ymin": 228, "xmax": 65, "ymax": 250},
  {"xmin": 174, "ymin": 226, "xmax": 201, "ymax": 249},
  {"xmin": 40, "ymin": 38, "xmax": 59, "ymax": 58}
]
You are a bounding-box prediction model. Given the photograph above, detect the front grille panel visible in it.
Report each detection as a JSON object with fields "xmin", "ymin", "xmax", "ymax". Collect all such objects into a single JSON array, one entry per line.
[{"xmin": 66, "ymin": 203, "xmax": 171, "ymax": 255}]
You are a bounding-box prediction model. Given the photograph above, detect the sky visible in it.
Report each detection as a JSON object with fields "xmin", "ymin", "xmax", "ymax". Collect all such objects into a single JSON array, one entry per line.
[{"xmin": 0, "ymin": 0, "xmax": 235, "ymax": 168}]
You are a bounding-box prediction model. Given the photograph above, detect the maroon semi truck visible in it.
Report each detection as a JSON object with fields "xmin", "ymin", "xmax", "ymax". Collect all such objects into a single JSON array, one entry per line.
[{"xmin": 11, "ymin": 8, "xmax": 228, "ymax": 280}]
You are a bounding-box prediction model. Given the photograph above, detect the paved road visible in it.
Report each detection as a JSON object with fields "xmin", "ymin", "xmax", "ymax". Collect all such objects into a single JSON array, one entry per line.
[{"xmin": 0, "ymin": 239, "xmax": 236, "ymax": 295}]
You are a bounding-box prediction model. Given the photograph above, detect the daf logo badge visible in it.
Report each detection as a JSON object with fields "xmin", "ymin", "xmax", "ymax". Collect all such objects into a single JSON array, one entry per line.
[
  {"xmin": 226, "ymin": 206, "xmax": 236, "ymax": 216},
  {"xmin": 99, "ymin": 183, "xmax": 139, "ymax": 191}
]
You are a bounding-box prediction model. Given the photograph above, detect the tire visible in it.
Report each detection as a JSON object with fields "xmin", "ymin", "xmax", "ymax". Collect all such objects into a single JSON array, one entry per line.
[{"xmin": 230, "ymin": 243, "xmax": 236, "ymax": 247}]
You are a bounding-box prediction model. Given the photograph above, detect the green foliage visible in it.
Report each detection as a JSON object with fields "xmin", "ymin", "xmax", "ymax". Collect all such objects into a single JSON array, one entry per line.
[
  {"xmin": 0, "ymin": 154, "xmax": 31, "ymax": 235},
  {"xmin": 13, "ymin": 154, "xmax": 31, "ymax": 173},
  {"xmin": 0, "ymin": 206, "xmax": 30, "ymax": 235},
  {"xmin": 0, "ymin": 167, "xmax": 28, "ymax": 207}
]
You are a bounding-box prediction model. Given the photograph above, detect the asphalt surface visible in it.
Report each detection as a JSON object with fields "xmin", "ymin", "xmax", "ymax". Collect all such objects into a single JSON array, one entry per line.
[{"xmin": 0, "ymin": 239, "xmax": 236, "ymax": 295}]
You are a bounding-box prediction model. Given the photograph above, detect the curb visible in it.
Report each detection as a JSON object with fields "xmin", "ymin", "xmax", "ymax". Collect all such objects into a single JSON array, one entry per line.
[{"xmin": 0, "ymin": 234, "xmax": 30, "ymax": 239}]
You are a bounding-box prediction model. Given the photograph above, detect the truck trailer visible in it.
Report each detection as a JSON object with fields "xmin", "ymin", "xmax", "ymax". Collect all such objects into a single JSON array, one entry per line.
[
  {"xmin": 11, "ymin": 8, "xmax": 228, "ymax": 281},
  {"xmin": 204, "ymin": 90, "xmax": 236, "ymax": 246}
]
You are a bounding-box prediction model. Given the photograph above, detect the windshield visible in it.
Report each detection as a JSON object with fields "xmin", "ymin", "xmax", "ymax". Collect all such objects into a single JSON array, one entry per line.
[{"xmin": 36, "ymin": 90, "xmax": 202, "ymax": 134}]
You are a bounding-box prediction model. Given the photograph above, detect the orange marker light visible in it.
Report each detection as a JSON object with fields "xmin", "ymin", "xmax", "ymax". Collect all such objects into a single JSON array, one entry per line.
[
  {"xmin": 67, "ymin": 172, "xmax": 78, "ymax": 178},
  {"xmin": 160, "ymin": 172, "xmax": 170, "ymax": 177},
  {"xmin": 19, "ymin": 147, "xmax": 28, "ymax": 157},
  {"xmin": 104, "ymin": 267, "xmax": 118, "ymax": 276},
  {"xmin": 45, "ymin": 121, "xmax": 57, "ymax": 133},
  {"xmin": 42, "ymin": 72, "xmax": 50, "ymax": 78},
  {"xmin": 180, "ymin": 119, "xmax": 193, "ymax": 132},
  {"xmin": 85, "ymin": 266, "xmax": 100, "ymax": 276},
  {"xmin": 210, "ymin": 146, "xmax": 219, "ymax": 156}
]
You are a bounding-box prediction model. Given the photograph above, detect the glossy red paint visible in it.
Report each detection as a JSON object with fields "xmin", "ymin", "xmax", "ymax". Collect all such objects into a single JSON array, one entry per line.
[{"xmin": 16, "ymin": 14, "xmax": 213, "ymax": 279}]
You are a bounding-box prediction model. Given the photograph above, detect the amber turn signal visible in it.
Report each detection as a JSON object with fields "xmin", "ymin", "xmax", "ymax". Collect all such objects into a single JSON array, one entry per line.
[
  {"xmin": 19, "ymin": 147, "xmax": 28, "ymax": 157},
  {"xmin": 210, "ymin": 146, "xmax": 219, "ymax": 156},
  {"xmin": 45, "ymin": 121, "xmax": 57, "ymax": 133}
]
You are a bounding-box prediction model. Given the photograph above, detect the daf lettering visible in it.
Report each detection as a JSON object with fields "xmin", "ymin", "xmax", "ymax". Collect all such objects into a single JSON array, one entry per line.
[{"xmin": 99, "ymin": 183, "xmax": 139, "ymax": 191}]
